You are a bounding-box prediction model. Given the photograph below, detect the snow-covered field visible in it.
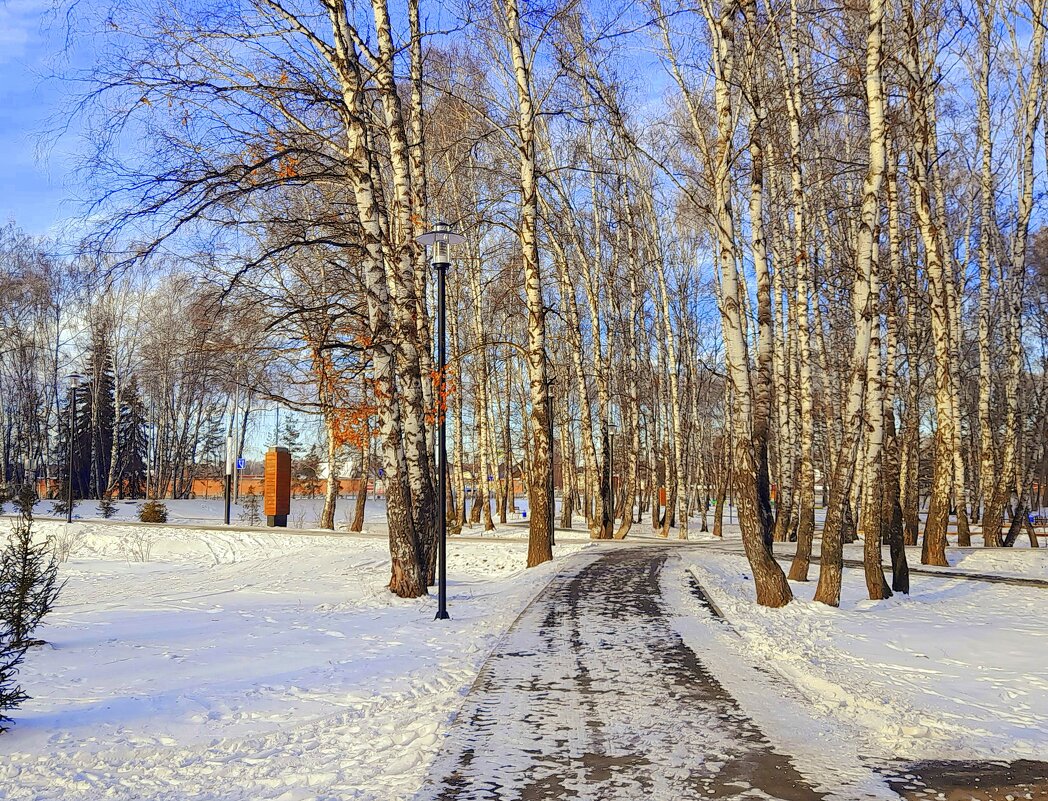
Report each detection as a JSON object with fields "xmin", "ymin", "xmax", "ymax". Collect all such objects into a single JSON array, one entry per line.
[
  {"xmin": 2, "ymin": 521, "xmax": 589, "ymax": 800},
  {"xmin": 21, "ymin": 496, "xmax": 540, "ymax": 533},
  {"xmin": 25, "ymin": 497, "xmax": 393, "ymax": 530},
  {"xmin": 683, "ymin": 550, "xmax": 1048, "ymax": 765}
]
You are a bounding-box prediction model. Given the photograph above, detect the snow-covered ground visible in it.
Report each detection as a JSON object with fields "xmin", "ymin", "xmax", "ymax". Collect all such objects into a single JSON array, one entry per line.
[
  {"xmin": 944, "ymin": 547, "xmax": 1048, "ymax": 579},
  {"xmin": 683, "ymin": 550, "xmax": 1048, "ymax": 765},
  {"xmin": 5, "ymin": 504, "xmax": 1046, "ymax": 800},
  {"xmin": 708, "ymin": 517, "xmax": 1048, "ymax": 578},
  {"xmin": 24, "ymin": 497, "xmax": 394, "ymax": 530},
  {"xmin": 19, "ymin": 496, "xmax": 547, "ymax": 536},
  {"xmin": 2, "ymin": 521, "xmax": 589, "ymax": 800},
  {"xmin": 21, "ymin": 494, "xmax": 544, "ymax": 532}
]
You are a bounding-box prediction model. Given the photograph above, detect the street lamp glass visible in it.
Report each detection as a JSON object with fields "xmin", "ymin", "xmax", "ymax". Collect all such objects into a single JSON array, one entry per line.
[
  {"xmin": 69, "ymin": 372, "xmax": 83, "ymax": 388},
  {"xmin": 433, "ymin": 239, "xmax": 449, "ymax": 264}
]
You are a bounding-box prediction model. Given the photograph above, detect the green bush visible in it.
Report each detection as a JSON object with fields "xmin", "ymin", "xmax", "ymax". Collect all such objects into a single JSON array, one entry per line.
[{"xmin": 138, "ymin": 500, "xmax": 168, "ymax": 523}]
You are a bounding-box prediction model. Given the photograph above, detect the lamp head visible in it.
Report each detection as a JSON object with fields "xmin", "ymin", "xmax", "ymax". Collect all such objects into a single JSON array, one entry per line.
[
  {"xmin": 69, "ymin": 372, "xmax": 83, "ymax": 388},
  {"xmin": 416, "ymin": 221, "xmax": 465, "ymax": 265}
]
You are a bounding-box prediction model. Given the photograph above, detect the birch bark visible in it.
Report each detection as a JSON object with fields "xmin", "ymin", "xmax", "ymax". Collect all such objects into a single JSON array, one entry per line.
[
  {"xmin": 468, "ymin": 251, "xmax": 496, "ymax": 531},
  {"xmin": 502, "ymin": 0, "xmax": 554, "ymax": 565},
  {"xmin": 903, "ymin": 8, "xmax": 952, "ymax": 567},
  {"xmin": 742, "ymin": 0, "xmax": 776, "ymax": 548},
  {"xmin": 975, "ymin": 0, "xmax": 998, "ymax": 540},
  {"xmin": 370, "ymin": 0, "xmax": 438, "ymax": 578},
  {"xmin": 860, "ymin": 236, "xmax": 892, "ymax": 600},
  {"xmin": 322, "ymin": 0, "xmax": 425, "ymax": 596},
  {"xmin": 883, "ymin": 140, "xmax": 910, "ymax": 592},
  {"xmin": 984, "ymin": 0, "xmax": 1045, "ymax": 545},
  {"xmin": 770, "ymin": 0, "xmax": 817, "ymax": 580},
  {"xmin": 615, "ymin": 181, "xmax": 643, "ymax": 539},
  {"xmin": 701, "ymin": 0, "xmax": 792, "ymax": 606},
  {"xmin": 814, "ymin": 0, "xmax": 886, "ymax": 605}
]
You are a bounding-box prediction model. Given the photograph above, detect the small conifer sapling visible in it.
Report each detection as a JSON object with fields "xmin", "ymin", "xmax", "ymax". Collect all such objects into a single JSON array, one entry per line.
[{"xmin": 1, "ymin": 487, "xmax": 64, "ymax": 649}]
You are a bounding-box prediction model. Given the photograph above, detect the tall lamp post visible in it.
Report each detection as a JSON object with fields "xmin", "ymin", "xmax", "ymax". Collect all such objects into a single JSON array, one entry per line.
[
  {"xmin": 224, "ymin": 433, "xmax": 234, "ymax": 525},
  {"xmin": 609, "ymin": 422, "xmax": 617, "ymax": 527},
  {"xmin": 417, "ymin": 221, "xmax": 464, "ymax": 621},
  {"xmin": 67, "ymin": 373, "xmax": 83, "ymax": 524},
  {"xmin": 24, "ymin": 458, "xmax": 35, "ymax": 504}
]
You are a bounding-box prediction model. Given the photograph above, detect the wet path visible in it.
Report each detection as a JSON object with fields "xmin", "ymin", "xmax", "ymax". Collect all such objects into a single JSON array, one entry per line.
[
  {"xmin": 882, "ymin": 759, "xmax": 1048, "ymax": 799},
  {"xmin": 419, "ymin": 547, "xmax": 824, "ymax": 801}
]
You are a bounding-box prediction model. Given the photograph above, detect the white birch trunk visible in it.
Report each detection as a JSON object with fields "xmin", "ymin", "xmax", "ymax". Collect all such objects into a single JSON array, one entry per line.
[
  {"xmin": 814, "ymin": 0, "xmax": 886, "ymax": 605},
  {"xmin": 502, "ymin": 0, "xmax": 554, "ymax": 566},
  {"xmin": 700, "ymin": 0, "xmax": 792, "ymax": 606}
]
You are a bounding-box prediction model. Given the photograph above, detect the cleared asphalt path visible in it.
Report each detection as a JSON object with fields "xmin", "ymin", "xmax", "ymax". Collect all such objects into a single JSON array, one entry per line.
[{"xmin": 419, "ymin": 546, "xmax": 824, "ymax": 801}]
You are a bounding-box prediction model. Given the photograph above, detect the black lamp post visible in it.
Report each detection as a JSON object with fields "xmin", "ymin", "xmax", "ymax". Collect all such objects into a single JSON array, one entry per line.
[
  {"xmin": 23, "ymin": 458, "xmax": 35, "ymax": 503},
  {"xmin": 417, "ymin": 221, "xmax": 464, "ymax": 621},
  {"xmin": 67, "ymin": 373, "xmax": 83, "ymax": 523},
  {"xmin": 609, "ymin": 422, "xmax": 617, "ymax": 526},
  {"xmin": 224, "ymin": 433, "xmax": 233, "ymax": 525}
]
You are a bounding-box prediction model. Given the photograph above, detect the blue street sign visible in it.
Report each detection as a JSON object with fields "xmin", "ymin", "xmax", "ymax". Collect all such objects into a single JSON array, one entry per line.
[{"xmin": 236, "ymin": 457, "xmax": 246, "ymax": 470}]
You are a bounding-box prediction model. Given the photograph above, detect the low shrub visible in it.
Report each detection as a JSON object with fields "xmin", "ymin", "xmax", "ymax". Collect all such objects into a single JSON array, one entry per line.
[{"xmin": 138, "ymin": 500, "xmax": 168, "ymax": 524}]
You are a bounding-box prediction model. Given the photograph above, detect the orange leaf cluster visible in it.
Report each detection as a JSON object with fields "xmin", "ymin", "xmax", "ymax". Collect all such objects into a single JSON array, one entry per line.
[
  {"xmin": 426, "ymin": 368, "xmax": 457, "ymax": 426},
  {"xmin": 331, "ymin": 402, "xmax": 377, "ymax": 449},
  {"xmin": 311, "ymin": 350, "xmax": 375, "ymax": 449},
  {"xmin": 276, "ymin": 153, "xmax": 299, "ymax": 179}
]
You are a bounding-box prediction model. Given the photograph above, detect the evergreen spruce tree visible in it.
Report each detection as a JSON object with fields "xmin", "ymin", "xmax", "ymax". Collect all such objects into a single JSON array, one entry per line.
[
  {"xmin": 240, "ymin": 491, "xmax": 261, "ymax": 526},
  {"xmin": 55, "ymin": 384, "xmax": 91, "ymax": 506},
  {"xmin": 49, "ymin": 480, "xmax": 76, "ymax": 519},
  {"xmin": 1, "ymin": 486, "xmax": 64, "ymax": 648},
  {"xmin": 281, "ymin": 417, "xmax": 304, "ymax": 498},
  {"xmin": 281, "ymin": 416, "xmax": 303, "ymax": 462},
  {"xmin": 86, "ymin": 326, "xmax": 117, "ymax": 499},
  {"xmin": 117, "ymin": 378, "xmax": 148, "ymax": 499},
  {"xmin": 73, "ymin": 385, "xmax": 93, "ymax": 502},
  {"xmin": 138, "ymin": 500, "xmax": 168, "ymax": 523},
  {"xmin": 0, "ymin": 622, "xmax": 27, "ymax": 733},
  {"xmin": 195, "ymin": 414, "xmax": 226, "ymax": 499},
  {"xmin": 97, "ymin": 495, "xmax": 117, "ymax": 518}
]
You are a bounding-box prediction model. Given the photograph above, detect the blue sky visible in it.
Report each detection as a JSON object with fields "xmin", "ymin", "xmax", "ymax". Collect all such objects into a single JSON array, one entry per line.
[
  {"xmin": 0, "ymin": 0, "xmax": 85, "ymax": 240},
  {"xmin": 0, "ymin": 0, "xmax": 674, "ymax": 244}
]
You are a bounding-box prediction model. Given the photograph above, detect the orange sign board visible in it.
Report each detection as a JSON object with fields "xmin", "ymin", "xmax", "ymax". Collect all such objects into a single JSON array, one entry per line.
[{"xmin": 264, "ymin": 448, "xmax": 292, "ymax": 517}]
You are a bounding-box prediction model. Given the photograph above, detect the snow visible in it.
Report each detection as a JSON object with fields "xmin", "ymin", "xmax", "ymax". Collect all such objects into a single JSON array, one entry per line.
[
  {"xmin": 6, "ymin": 502, "xmax": 1046, "ymax": 799},
  {"xmin": 19, "ymin": 496, "xmax": 549, "ymax": 537},
  {"xmin": 25, "ymin": 497, "xmax": 393, "ymax": 530},
  {"xmin": 661, "ymin": 557, "xmax": 897, "ymax": 800},
  {"xmin": 705, "ymin": 514, "xmax": 1048, "ymax": 579},
  {"xmin": 1, "ymin": 520, "xmax": 590, "ymax": 800},
  {"xmin": 946, "ymin": 548, "xmax": 1048, "ymax": 579},
  {"xmin": 681, "ymin": 550, "xmax": 1048, "ymax": 765}
]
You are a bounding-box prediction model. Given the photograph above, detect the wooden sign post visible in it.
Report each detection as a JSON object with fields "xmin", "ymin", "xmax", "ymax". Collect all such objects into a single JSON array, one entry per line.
[{"xmin": 264, "ymin": 447, "xmax": 291, "ymax": 527}]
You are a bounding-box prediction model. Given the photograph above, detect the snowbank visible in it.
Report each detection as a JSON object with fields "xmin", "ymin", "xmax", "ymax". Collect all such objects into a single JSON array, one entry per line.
[
  {"xmin": 683, "ymin": 552, "xmax": 1048, "ymax": 763},
  {"xmin": 947, "ymin": 547, "xmax": 1048, "ymax": 579},
  {"xmin": 0, "ymin": 523, "xmax": 590, "ymax": 800}
]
